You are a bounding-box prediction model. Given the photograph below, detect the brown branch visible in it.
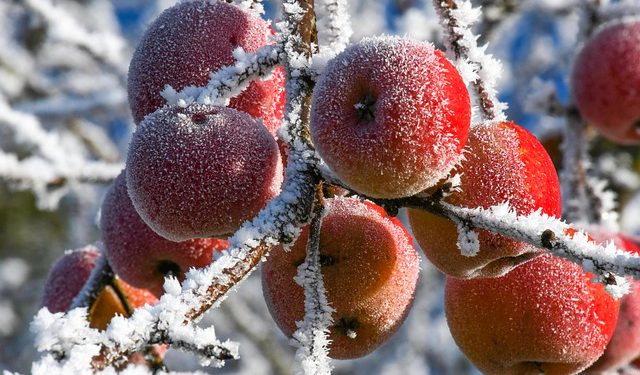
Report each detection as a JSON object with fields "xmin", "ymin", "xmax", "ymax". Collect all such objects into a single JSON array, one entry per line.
[
  {"xmin": 433, "ymin": 0, "xmax": 497, "ymax": 121},
  {"xmin": 183, "ymin": 244, "xmax": 269, "ymax": 321}
]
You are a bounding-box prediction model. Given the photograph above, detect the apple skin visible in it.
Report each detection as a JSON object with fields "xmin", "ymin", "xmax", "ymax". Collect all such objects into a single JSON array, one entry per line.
[
  {"xmin": 101, "ymin": 171, "xmax": 228, "ymax": 296},
  {"xmin": 41, "ymin": 244, "xmax": 99, "ymax": 313},
  {"xmin": 126, "ymin": 104, "xmax": 283, "ymax": 242},
  {"xmin": 310, "ymin": 35, "xmax": 470, "ymax": 199},
  {"xmin": 127, "ymin": 0, "xmax": 285, "ymax": 134},
  {"xmin": 261, "ymin": 197, "xmax": 420, "ymax": 359},
  {"xmin": 585, "ymin": 232, "xmax": 640, "ymax": 373},
  {"xmin": 571, "ymin": 18, "xmax": 640, "ymax": 144},
  {"xmin": 445, "ymin": 253, "xmax": 620, "ymax": 375},
  {"xmin": 408, "ymin": 121, "xmax": 561, "ymax": 278}
]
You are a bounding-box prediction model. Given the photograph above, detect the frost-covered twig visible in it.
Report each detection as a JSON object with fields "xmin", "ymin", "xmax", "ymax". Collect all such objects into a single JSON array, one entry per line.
[
  {"xmin": 432, "ymin": 0, "xmax": 507, "ymax": 123},
  {"xmin": 370, "ymin": 189, "xmax": 635, "ymax": 296},
  {"xmin": 291, "ymin": 184, "xmax": 333, "ymax": 375},
  {"xmin": 316, "ymin": 0, "xmax": 352, "ymax": 52},
  {"xmin": 31, "ymin": 0, "xmax": 322, "ymax": 371},
  {"xmin": 157, "ymin": 324, "xmax": 238, "ymax": 367},
  {"xmin": 437, "ymin": 203, "xmax": 634, "ymax": 296},
  {"xmin": 560, "ymin": 107, "xmax": 595, "ymax": 223},
  {"xmin": 226, "ymin": 0, "xmax": 265, "ymax": 16},
  {"xmin": 162, "ymin": 44, "xmax": 284, "ymax": 108},
  {"xmin": 561, "ymin": 0, "xmax": 618, "ymax": 229}
]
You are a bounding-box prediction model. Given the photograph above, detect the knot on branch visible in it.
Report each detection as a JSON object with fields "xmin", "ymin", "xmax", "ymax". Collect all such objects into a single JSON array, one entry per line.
[{"xmin": 541, "ymin": 229, "xmax": 557, "ymax": 249}]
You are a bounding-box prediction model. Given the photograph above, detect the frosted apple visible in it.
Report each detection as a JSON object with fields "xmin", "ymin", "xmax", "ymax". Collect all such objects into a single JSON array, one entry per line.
[
  {"xmin": 408, "ymin": 121, "xmax": 561, "ymax": 278},
  {"xmin": 445, "ymin": 253, "xmax": 620, "ymax": 375},
  {"xmin": 127, "ymin": 0, "xmax": 285, "ymax": 133},
  {"xmin": 41, "ymin": 244, "xmax": 99, "ymax": 313},
  {"xmin": 126, "ymin": 104, "xmax": 282, "ymax": 242},
  {"xmin": 571, "ymin": 18, "xmax": 640, "ymax": 144},
  {"xmin": 262, "ymin": 197, "xmax": 420, "ymax": 359},
  {"xmin": 311, "ymin": 35, "xmax": 471, "ymax": 198},
  {"xmin": 586, "ymin": 232, "xmax": 640, "ymax": 373},
  {"xmin": 101, "ymin": 171, "xmax": 228, "ymax": 296}
]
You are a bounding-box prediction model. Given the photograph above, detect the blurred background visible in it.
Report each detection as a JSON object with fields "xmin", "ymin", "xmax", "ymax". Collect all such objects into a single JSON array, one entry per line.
[{"xmin": 1, "ymin": 0, "xmax": 640, "ymax": 373}]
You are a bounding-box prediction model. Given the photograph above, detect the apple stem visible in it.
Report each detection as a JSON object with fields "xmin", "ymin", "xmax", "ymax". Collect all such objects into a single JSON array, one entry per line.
[{"xmin": 355, "ymin": 93, "xmax": 376, "ymax": 122}]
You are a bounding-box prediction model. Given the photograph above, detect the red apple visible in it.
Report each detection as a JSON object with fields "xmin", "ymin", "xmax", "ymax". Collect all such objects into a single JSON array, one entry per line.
[
  {"xmin": 42, "ymin": 245, "xmax": 158, "ymax": 330},
  {"xmin": 262, "ymin": 197, "xmax": 420, "ymax": 359},
  {"xmin": 127, "ymin": 0, "xmax": 285, "ymax": 134},
  {"xmin": 101, "ymin": 170, "xmax": 228, "ymax": 296},
  {"xmin": 571, "ymin": 18, "xmax": 640, "ymax": 144},
  {"xmin": 310, "ymin": 35, "xmax": 471, "ymax": 198},
  {"xmin": 585, "ymin": 232, "xmax": 640, "ymax": 373},
  {"xmin": 445, "ymin": 253, "xmax": 620, "ymax": 375},
  {"xmin": 125, "ymin": 104, "xmax": 282, "ymax": 241},
  {"xmin": 42, "ymin": 245, "xmax": 99, "ymax": 313},
  {"xmin": 408, "ymin": 121, "xmax": 561, "ymax": 278}
]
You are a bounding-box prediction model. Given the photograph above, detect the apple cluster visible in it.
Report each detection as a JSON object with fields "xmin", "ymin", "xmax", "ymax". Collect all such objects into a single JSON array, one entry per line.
[{"xmin": 39, "ymin": 0, "xmax": 640, "ymax": 373}]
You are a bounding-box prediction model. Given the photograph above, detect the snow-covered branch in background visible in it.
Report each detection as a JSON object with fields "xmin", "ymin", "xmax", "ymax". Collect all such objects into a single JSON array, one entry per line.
[
  {"xmin": 15, "ymin": 90, "xmax": 128, "ymax": 120},
  {"xmin": 22, "ymin": 0, "xmax": 127, "ymax": 73},
  {"xmin": 0, "ymin": 98, "xmax": 122, "ymax": 209},
  {"xmin": 597, "ymin": 1, "xmax": 640, "ymax": 22},
  {"xmin": 432, "ymin": 0, "xmax": 507, "ymax": 124},
  {"xmin": 0, "ymin": 258, "xmax": 30, "ymax": 338},
  {"xmin": 162, "ymin": 44, "xmax": 285, "ymax": 108},
  {"xmin": 291, "ymin": 187, "xmax": 333, "ymax": 375}
]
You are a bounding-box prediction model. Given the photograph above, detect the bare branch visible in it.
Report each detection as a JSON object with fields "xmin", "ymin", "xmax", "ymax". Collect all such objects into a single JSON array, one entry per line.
[{"xmin": 432, "ymin": 0, "xmax": 507, "ymax": 123}]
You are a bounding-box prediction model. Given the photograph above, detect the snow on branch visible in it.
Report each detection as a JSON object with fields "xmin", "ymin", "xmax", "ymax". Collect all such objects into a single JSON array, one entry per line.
[
  {"xmin": 291, "ymin": 185, "xmax": 333, "ymax": 375},
  {"xmin": 432, "ymin": 0, "xmax": 507, "ymax": 123},
  {"xmin": 15, "ymin": 90, "xmax": 128, "ymax": 119},
  {"xmin": 0, "ymin": 97, "xmax": 122, "ymax": 208},
  {"xmin": 438, "ymin": 202, "xmax": 634, "ymax": 297},
  {"xmin": 0, "ymin": 150, "xmax": 122, "ymax": 210},
  {"xmin": 226, "ymin": 0, "xmax": 266, "ymax": 16},
  {"xmin": 30, "ymin": 0, "xmax": 324, "ymax": 372},
  {"xmin": 597, "ymin": 2, "xmax": 640, "ymax": 22},
  {"xmin": 316, "ymin": 0, "xmax": 352, "ymax": 53},
  {"xmin": 373, "ymin": 189, "xmax": 636, "ymax": 297},
  {"xmin": 162, "ymin": 44, "xmax": 285, "ymax": 108},
  {"xmin": 22, "ymin": 0, "xmax": 127, "ymax": 72}
]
